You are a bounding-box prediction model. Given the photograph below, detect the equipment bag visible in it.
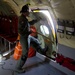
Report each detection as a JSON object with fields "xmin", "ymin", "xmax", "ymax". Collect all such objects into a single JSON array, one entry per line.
[{"xmin": 13, "ymin": 42, "xmax": 36, "ymax": 60}]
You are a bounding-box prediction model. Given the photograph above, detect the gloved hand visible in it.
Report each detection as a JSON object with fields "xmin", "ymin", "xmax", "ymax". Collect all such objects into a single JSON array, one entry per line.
[
  {"xmin": 29, "ymin": 19, "xmax": 38, "ymax": 25},
  {"xmin": 32, "ymin": 19, "xmax": 38, "ymax": 23}
]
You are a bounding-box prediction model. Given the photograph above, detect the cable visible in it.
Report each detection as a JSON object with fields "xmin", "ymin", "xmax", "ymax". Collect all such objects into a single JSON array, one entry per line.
[{"xmin": 37, "ymin": 31, "xmax": 54, "ymax": 43}]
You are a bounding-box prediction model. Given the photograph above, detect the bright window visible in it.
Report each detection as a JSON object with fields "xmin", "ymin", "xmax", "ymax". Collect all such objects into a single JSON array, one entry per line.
[{"xmin": 40, "ymin": 25, "xmax": 49, "ymax": 37}]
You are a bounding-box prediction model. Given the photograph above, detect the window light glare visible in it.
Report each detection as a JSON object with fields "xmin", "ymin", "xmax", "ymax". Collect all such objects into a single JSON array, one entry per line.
[{"xmin": 40, "ymin": 25, "xmax": 49, "ymax": 36}]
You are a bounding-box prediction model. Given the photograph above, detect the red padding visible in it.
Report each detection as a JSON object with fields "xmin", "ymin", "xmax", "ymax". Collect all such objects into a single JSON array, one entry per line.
[
  {"xmin": 30, "ymin": 26, "xmax": 37, "ymax": 37},
  {"xmin": 62, "ymin": 58, "xmax": 75, "ymax": 71},
  {"xmin": 56, "ymin": 54, "xmax": 65, "ymax": 64},
  {"xmin": 28, "ymin": 46, "xmax": 36, "ymax": 58}
]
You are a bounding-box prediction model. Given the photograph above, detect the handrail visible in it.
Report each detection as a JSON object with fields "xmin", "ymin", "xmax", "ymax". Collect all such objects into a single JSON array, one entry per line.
[{"xmin": 36, "ymin": 32, "xmax": 54, "ymax": 44}]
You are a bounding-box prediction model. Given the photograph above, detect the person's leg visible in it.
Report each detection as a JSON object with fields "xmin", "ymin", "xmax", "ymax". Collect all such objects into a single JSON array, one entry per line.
[
  {"xmin": 28, "ymin": 35, "xmax": 48, "ymax": 55},
  {"xmin": 16, "ymin": 36, "xmax": 28, "ymax": 73},
  {"xmin": 28, "ymin": 35, "xmax": 41, "ymax": 46}
]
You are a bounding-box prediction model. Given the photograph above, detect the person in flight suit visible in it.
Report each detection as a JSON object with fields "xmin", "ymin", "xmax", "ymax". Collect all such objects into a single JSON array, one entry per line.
[{"xmin": 15, "ymin": 4, "xmax": 48, "ymax": 73}]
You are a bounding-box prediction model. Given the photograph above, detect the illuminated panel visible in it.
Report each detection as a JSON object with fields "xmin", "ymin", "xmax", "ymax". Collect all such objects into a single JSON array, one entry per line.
[
  {"xmin": 33, "ymin": 10, "xmax": 40, "ymax": 12},
  {"xmin": 33, "ymin": 10, "xmax": 55, "ymax": 38}
]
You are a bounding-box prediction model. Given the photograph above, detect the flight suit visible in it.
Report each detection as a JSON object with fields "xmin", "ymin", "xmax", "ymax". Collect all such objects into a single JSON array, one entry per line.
[{"xmin": 16, "ymin": 14, "xmax": 37, "ymax": 70}]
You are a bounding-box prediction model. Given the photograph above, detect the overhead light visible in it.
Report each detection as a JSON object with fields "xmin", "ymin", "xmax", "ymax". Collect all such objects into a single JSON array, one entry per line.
[{"xmin": 33, "ymin": 10, "xmax": 40, "ymax": 12}]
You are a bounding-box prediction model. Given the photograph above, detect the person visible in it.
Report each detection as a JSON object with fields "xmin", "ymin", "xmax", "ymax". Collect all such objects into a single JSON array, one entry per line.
[
  {"xmin": 28, "ymin": 34, "xmax": 48, "ymax": 54},
  {"xmin": 27, "ymin": 24, "xmax": 43, "ymax": 50},
  {"xmin": 28, "ymin": 35, "xmax": 41, "ymax": 49},
  {"xmin": 15, "ymin": 4, "xmax": 48, "ymax": 73}
]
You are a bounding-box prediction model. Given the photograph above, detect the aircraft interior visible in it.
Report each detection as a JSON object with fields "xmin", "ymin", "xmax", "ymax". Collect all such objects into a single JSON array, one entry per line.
[{"xmin": 0, "ymin": 0, "xmax": 75, "ymax": 75}]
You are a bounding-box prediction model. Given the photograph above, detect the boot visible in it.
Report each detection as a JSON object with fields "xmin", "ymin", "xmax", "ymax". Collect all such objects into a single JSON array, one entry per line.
[
  {"xmin": 41, "ymin": 46, "xmax": 48, "ymax": 55},
  {"xmin": 15, "ymin": 56, "xmax": 27, "ymax": 73},
  {"xmin": 37, "ymin": 46, "xmax": 48, "ymax": 55}
]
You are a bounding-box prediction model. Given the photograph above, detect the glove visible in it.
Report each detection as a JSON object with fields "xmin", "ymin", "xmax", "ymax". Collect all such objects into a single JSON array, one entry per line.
[
  {"xmin": 32, "ymin": 19, "xmax": 38, "ymax": 23},
  {"xmin": 29, "ymin": 19, "xmax": 38, "ymax": 25}
]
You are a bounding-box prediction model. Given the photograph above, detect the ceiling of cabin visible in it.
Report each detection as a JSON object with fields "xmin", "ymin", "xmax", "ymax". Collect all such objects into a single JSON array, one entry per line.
[{"xmin": 0, "ymin": 0, "xmax": 75, "ymax": 20}]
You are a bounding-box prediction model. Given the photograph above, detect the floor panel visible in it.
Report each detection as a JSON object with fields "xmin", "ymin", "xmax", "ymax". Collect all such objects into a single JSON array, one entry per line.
[{"xmin": 0, "ymin": 56, "xmax": 66, "ymax": 75}]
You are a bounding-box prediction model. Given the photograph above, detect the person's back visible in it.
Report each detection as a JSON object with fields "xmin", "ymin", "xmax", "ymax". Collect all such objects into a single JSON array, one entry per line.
[{"xmin": 18, "ymin": 14, "xmax": 29, "ymax": 36}]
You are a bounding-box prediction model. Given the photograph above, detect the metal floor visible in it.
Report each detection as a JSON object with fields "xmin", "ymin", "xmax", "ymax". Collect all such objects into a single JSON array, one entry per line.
[{"xmin": 0, "ymin": 55, "xmax": 66, "ymax": 75}]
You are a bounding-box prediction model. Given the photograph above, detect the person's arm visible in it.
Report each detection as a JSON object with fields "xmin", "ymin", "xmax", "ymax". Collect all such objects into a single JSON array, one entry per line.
[{"xmin": 29, "ymin": 19, "xmax": 38, "ymax": 25}]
